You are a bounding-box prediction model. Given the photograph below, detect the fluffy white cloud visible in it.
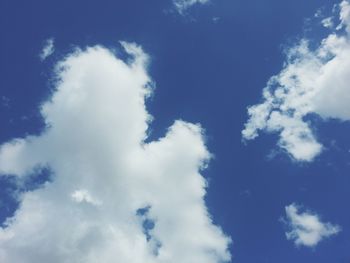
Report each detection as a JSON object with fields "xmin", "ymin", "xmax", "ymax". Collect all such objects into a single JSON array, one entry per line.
[
  {"xmin": 283, "ymin": 204, "xmax": 341, "ymax": 247},
  {"xmin": 39, "ymin": 38, "xmax": 55, "ymax": 61},
  {"xmin": 242, "ymin": 0, "xmax": 350, "ymax": 161},
  {"xmin": 0, "ymin": 42, "xmax": 231, "ymax": 263},
  {"xmin": 173, "ymin": 0, "xmax": 209, "ymax": 14}
]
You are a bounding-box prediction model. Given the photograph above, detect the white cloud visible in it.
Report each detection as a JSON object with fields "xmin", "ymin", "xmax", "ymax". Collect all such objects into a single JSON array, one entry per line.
[
  {"xmin": 173, "ymin": 0, "xmax": 209, "ymax": 14},
  {"xmin": 242, "ymin": 0, "xmax": 350, "ymax": 162},
  {"xmin": 0, "ymin": 42, "xmax": 231, "ymax": 263},
  {"xmin": 321, "ymin": 17, "xmax": 334, "ymax": 28},
  {"xmin": 71, "ymin": 189, "xmax": 102, "ymax": 206},
  {"xmin": 283, "ymin": 204, "xmax": 341, "ymax": 247},
  {"xmin": 39, "ymin": 38, "xmax": 54, "ymax": 61}
]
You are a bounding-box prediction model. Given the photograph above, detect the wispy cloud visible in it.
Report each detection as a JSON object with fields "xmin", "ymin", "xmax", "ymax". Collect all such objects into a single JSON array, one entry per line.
[
  {"xmin": 1, "ymin": 96, "xmax": 10, "ymax": 108},
  {"xmin": 283, "ymin": 204, "xmax": 341, "ymax": 247},
  {"xmin": 0, "ymin": 42, "xmax": 231, "ymax": 263},
  {"xmin": 173, "ymin": 0, "xmax": 209, "ymax": 14},
  {"xmin": 242, "ymin": 1, "xmax": 350, "ymax": 162},
  {"xmin": 39, "ymin": 38, "xmax": 54, "ymax": 61}
]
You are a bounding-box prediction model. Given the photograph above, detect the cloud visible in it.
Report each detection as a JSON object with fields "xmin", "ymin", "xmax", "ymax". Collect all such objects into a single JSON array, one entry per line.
[
  {"xmin": 39, "ymin": 38, "xmax": 55, "ymax": 61},
  {"xmin": 321, "ymin": 17, "xmax": 334, "ymax": 28},
  {"xmin": 242, "ymin": 0, "xmax": 350, "ymax": 161},
  {"xmin": 283, "ymin": 204, "xmax": 341, "ymax": 247},
  {"xmin": 0, "ymin": 42, "xmax": 231, "ymax": 263},
  {"xmin": 173, "ymin": 0, "xmax": 209, "ymax": 14},
  {"xmin": 1, "ymin": 96, "xmax": 10, "ymax": 108}
]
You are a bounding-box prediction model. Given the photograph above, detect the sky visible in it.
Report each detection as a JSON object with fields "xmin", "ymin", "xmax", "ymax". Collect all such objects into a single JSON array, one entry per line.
[{"xmin": 0, "ymin": 0, "xmax": 349, "ymax": 262}]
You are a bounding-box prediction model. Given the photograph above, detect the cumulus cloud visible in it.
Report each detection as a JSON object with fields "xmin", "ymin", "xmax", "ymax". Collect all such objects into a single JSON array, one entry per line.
[
  {"xmin": 0, "ymin": 42, "xmax": 231, "ymax": 263},
  {"xmin": 242, "ymin": 0, "xmax": 350, "ymax": 161},
  {"xmin": 173, "ymin": 0, "xmax": 209, "ymax": 14},
  {"xmin": 283, "ymin": 204, "xmax": 341, "ymax": 247},
  {"xmin": 39, "ymin": 38, "xmax": 55, "ymax": 61}
]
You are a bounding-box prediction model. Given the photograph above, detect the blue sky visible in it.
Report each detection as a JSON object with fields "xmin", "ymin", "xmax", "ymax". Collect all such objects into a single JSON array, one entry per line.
[{"xmin": 0, "ymin": 0, "xmax": 350, "ymax": 262}]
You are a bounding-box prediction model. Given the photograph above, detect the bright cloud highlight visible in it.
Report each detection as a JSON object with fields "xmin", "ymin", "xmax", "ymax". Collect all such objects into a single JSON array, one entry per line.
[
  {"xmin": 283, "ymin": 204, "xmax": 341, "ymax": 247},
  {"xmin": 0, "ymin": 42, "xmax": 231, "ymax": 263},
  {"xmin": 242, "ymin": 0, "xmax": 350, "ymax": 161}
]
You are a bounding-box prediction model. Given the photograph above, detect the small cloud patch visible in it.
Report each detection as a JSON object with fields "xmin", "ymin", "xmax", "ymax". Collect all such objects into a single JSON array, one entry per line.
[
  {"xmin": 39, "ymin": 38, "xmax": 55, "ymax": 61},
  {"xmin": 283, "ymin": 204, "xmax": 341, "ymax": 247}
]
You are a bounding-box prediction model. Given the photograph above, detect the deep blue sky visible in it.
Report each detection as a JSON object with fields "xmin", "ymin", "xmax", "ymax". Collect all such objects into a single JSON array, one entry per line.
[{"xmin": 1, "ymin": 0, "xmax": 349, "ymax": 262}]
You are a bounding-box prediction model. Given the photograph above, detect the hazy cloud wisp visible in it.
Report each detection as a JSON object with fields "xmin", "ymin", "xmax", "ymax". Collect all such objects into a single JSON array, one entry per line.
[
  {"xmin": 39, "ymin": 38, "xmax": 55, "ymax": 61},
  {"xmin": 173, "ymin": 0, "xmax": 209, "ymax": 14}
]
